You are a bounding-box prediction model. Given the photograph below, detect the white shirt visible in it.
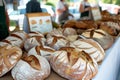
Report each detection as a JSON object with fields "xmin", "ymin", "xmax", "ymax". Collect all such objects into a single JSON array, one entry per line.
[
  {"xmin": 55, "ymin": 1, "xmax": 65, "ymax": 23},
  {"xmin": 56, "ymin": 1, "xmax": 65, "ymax": 11}
]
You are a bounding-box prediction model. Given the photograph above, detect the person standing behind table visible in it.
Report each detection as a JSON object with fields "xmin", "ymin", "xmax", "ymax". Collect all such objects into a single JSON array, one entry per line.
[
  {"xmin": 55, "ymin": 0, "xmax": 66, "ymax": 24},
  {"xmin": 23, "ymin": 0, "xmax": 42, "ymax": 33},
  {"xmin": 58, "ymin": 4, "xmax": 74, "ymax": 25},
  {"xmin": 0, "ymin": 0, "xmax": 10, "ymax": 41},
  {"xmin": 79, "ymin": 0, "xmax": 92, "ymax": 20},
  {"xmin": 26, "ymin": 0, "xmax": 42, "ymax": 13}
]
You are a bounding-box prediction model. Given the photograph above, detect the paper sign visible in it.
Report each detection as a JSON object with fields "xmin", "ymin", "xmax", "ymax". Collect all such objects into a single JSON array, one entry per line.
[
  {"xmin": 91, "ymin": 7, "xmax": 102, "ymax": 21},
  {"xmin": 26, "ymin": 13, "xmax": 53, "ymax": 34}
]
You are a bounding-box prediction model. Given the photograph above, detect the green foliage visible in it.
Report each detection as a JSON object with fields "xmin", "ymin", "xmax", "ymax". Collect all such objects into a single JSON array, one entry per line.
[
  {"xmin": 38, "ymin": 0, "xmax": 42, "ymax": 2},
  {"xmin": 102, "ymin": 0, "xmax": 120, "ymax": 6},
  {"xmin": 45, "ymin": 2, "xmax": 55, "ymax": 7},
  {"xmin": 115, "ymin": 0, "xmax": 120, "ymax": 6},
  {"xmin": 102, "ymin": 0, "xmax": 112, "ymax": 4},
  {"xmin": 10, "ymin": 20, "xmax": 16, "ymax": 26}
]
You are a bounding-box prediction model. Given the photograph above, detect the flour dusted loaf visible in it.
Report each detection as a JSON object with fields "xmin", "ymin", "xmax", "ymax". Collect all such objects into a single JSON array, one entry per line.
[
  {"xmin": 0, "ymin": 45, "xmax": 22, "ymax": 77},
  {"xmin": 69, "ymin": 39, "xmax": 105, "ymax": 62},
  {"xmin": 46, "ymin": 35, "xmax": 68, "ymax": 50},
  {"xmin": 11, "ymin": 54, "xmax": 51, "ymax": 80},
  {"xmin": 63, "ymin": 27, "xmax": 77, "ymax": 37},
  {"xmin": 24, "ymin": 31, "xmax": 46, "ymax": 52},
  {"xmin": 99, "ymin": 21, "xmax": 120, "ymax": 36},
  {"xmin": 46, "ymin": 28, "xmax": 63, "ymax": 38},
  {"xmin": 28, "ymin": 45, "xmax": 55, "ymax": 60},
  {"xmin": 1, "ymin": 31, "xmax": 28, "ymax": 48},
  {"xmin": 81, "ymin": 29, "xmax": 114, "ymax": 50},
  {"xmin": 50, "ymin": 47, "xmax": 98, "ymax": 80}
]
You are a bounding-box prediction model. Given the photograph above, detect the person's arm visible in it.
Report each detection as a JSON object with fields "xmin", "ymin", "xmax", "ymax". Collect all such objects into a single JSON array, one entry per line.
[{"xmin": 68, "ymin": 13, "xmax": 74, "ymax": 17}]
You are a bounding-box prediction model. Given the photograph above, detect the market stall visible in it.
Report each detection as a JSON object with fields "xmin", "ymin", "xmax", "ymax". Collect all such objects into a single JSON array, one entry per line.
[{"xmin": 0, "ymin": 10, "xmax": 120, "ymax": 80}]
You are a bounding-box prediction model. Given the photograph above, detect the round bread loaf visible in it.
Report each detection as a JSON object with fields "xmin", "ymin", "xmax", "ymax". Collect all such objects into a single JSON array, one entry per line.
[
  {"xmin": 69, "ymin": 39, "xmax": 105, "ymax": 62},
  {"xmin": 50, "ymin": 47, "xmax": 98, "ymax": 80},
  {"xmin": 81, "ymin": 29, "xmax": 114, "ymax": 50},
  {"xmin": 63, "ymin": 27, "xmax": 77, "ymax": 37},
  {"xmin": 11, "ymin": 55, "xmax": 51, "ymax": 80},
  {"xmin": 2, "ymin": 31, "xmax": 28, "ymax": 48},
  {"xmin": 0, "ymin": 41, "xmax": 10, "ymax": 47},
  {"xmin": 28, "ymin": 31, "xmax": 44, "ymax": 38},
  {"xmin": 24, "ymin": 31, "xmax": 46, "ymax": 52},
  {"xmin": 24, "ymin": 37, "xmax": 46, "ymax": 52},
  {"xmin": 46, "ymin": 28, "xmax": 63, "ymax": 38},
  {"xmin": 99, "ymin": 21, "xmax": 120, "ymax": 36},
  {"xmin": 28, "ymin": 45, "xmax": 55, "ymax": 60},
  {"xmin": 46, "ymin": 35, "xmax": 68, "ymax": 50},
  {"xmin": 10, "ymin": 31, "xmax": 28, "ymax": 41},
  {"xmin": 0, "ymin": 45, "xmax": 22, "ymax": 77}
]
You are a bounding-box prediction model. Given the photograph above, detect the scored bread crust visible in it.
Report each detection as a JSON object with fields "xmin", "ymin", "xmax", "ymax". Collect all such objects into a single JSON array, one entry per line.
[
  {"xmin": 28, "ymin": 45, "xmax": 55, "ymax": 60},
  {"xmin": 50, "ymin": 47, "xmax": 98, "ymax": 80},
  {"xmin": 81, "ymin": 29, "xmax": 114, "ymax": 50},
  {"xmin": 0, "ymin": 45, "xmax": 22, "ymax": 77},
  {"xmin": 46, "ymin": 36, "xmax": 68, "ymax": 50},
  {"xmin": 11, "ymin": 55, "xmax": 51, "ymax": 80},
  {"xmin": 69, "ymin": 39, "xmax": 105, "ymax": 63},
  {"xmin": 1, "ymin": 31, "xmax": 28, "ymax": 48}
]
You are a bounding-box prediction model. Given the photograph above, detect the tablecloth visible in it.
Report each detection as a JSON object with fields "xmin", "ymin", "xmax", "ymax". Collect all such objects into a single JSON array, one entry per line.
[{"xmin": 93, "ymin": 37, "xmax": 120, "ymax": 80}]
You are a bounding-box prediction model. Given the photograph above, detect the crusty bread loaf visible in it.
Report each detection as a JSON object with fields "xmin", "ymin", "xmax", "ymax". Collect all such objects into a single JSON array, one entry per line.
[
  {"xmin": 1, "ymin": 31, "xmax": 28, "ymax": 48},
  {"xmin": 0, "ymin": 45, "xmax": 22, "ymax": 77},
  {"xmin": 0, "ymin": 41, "xmax": 10, "ymax": 47},
  {"xmin": 24, "ymin": 32, "xmax": 46, "ymax": 52},
  {"xmin": 81, "ymin": 29, "xmax": 114, "ymax": 50},
  {"xmin": 28, "ymin": 45, "xmax": 55, "ymax": 60},
  {"xmin": 11, "ymin": 55, "xmax": 51, "ymax": 80},
  {"xmin": 46, "ymin": 28, "xmax": 64, "ymax": 38},
  {"xmin": 62, "ymin": 20, "xmax": 76, "ymax": 28},
  {"xmin": 63, "ymin": 27, "xmax": 77, "ymax": 37},
  {"xmin": 100, "ymin": 24, "xmax": 117, "ymax": 36},
  {"xmin": 28, "ymin": 31, "xmax": 44, "ymax": 38},
  {"xmin": 99, "ymin": 21, "xmax": 120, "ymax": 36},
  {"xmin": 69, "ymin": 39, "xmax": 105, "ymax": 62},
  {"xmin": 50, "ymin": 47, "xmax": 98, "ymax": 80},
  {"xmin": 46, "ymin": 35, "xmax": 68, "ymax": 50},
  {"xmin": 62, "ymin": 20, "xmax": 98, "ymax": 30},
  {"xmin": 24, "ymin": 37, "xmax": 46, "ymax": 52},
  {"xmin": 11, "ymin": 31, "xmax": 28, "ymax": 41}
]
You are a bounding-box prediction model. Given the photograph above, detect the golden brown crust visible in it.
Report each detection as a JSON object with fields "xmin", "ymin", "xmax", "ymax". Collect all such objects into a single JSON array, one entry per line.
[
  {"xmin": 23, "ymin": 55, "xmax": 41, "ymax": 70},
  {"xmin": 81, "ymin": 29, "xmax": 114, "ymax": 50},
  {"xmin": 0, "ymin": 45, "xmax": 22, "ymax": 76},
  {"xmin": 50, "ymin": 48, "xmax": 98, "ymax": 80}
]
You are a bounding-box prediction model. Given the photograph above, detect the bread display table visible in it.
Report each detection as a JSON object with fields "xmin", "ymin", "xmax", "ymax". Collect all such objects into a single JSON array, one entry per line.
[
  {"xmin": 0, "ymin": 37, "xmax": 120, "ymax": 80},
  {"xmin": 93, "ymin": 36, "xmax": 120, "ymax": 80}
]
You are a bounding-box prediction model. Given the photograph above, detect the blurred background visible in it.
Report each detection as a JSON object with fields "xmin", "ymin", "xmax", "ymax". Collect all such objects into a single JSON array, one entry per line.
[{"xmin": 5, "ymin": 0, "xmax": 120, "ymax": 31}]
